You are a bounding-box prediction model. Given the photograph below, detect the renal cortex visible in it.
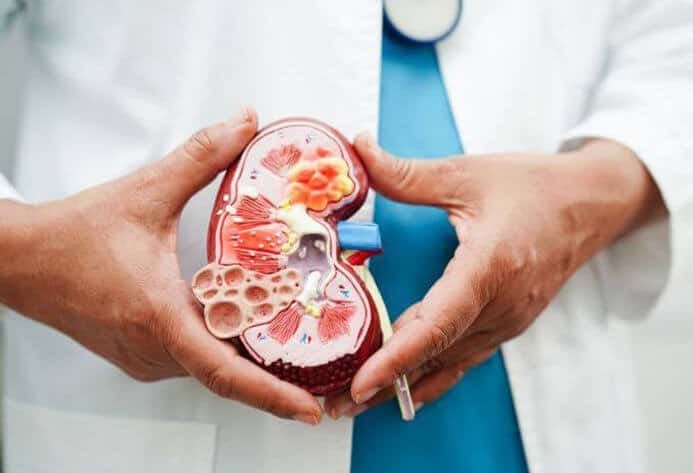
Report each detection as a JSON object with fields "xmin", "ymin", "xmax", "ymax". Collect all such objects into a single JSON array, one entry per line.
[{"xmin": 191, "ymin": 118, "xmax": 384, "ymax": 396}]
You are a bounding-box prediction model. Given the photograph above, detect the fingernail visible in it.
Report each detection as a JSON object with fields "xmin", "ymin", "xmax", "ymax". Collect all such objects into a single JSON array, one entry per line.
[
  {"xmin": 347, "ymin": 404, "xmax": 368, "ymax": 417},
  {"xmin": 293, "ymin": 413, "xmax": 320, "ymax": 426},
  {"xmin": 354, "ymin": 387, "xmax": 379, "ymax": 405},
  {"xmin": 414, "ymin": 402, "xmax": 424, "ymax": 412}
]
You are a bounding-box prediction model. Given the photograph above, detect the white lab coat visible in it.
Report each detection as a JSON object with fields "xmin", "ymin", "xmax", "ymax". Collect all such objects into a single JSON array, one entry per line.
[{"xmin": 1, "ymin": 1, "xmax": 692, "ymax": 472}]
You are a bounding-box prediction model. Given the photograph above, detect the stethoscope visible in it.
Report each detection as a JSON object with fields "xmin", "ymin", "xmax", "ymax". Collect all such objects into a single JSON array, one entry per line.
[{"xmin": 383, "ymin": 0, "xmax": 463, "ymax": 44}]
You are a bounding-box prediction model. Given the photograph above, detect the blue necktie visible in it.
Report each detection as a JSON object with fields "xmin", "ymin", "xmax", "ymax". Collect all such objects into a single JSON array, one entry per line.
[{"xmin": 350, "ymin": 22, "xmax": 528, "ymax": 473}]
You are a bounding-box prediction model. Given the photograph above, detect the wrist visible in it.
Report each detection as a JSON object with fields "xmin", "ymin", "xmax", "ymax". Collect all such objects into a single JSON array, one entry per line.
[
  {"xmin": 562, "ymin": 139, "xmax": 664, "ymax": 240},
  {"xmin": 0, "ymin": 199, "xmax": 44, "ymax": 306}
]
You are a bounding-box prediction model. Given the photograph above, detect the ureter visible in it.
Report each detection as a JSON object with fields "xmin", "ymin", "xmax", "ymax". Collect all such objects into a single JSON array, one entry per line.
[{"xmin": 358, "ymin": 264, "xmax": 415, "ymax": 421}]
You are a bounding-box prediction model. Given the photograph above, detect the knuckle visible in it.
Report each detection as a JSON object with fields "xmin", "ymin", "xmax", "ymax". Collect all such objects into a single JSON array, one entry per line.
[
  {"xmin": 518, "ymin": 312, "xmax": 536, "ymax": 334},
  {"xmin": 453, "ymin": 254, "xmax": 495, "ymax": 310},
  {"xmin": 120, "ymin": 290, "xmax": 161, "ymax": 330},
  {"xmin": 423, "ymin": 320, "xmax": 456, "ymax": 361},
  {"xmin": 437, "ymin": 158, "xmax": 465, "ymax": 183},
  {"xmin": 436, "ymin": 158, "xmax": 462, "ymax": 176},
  {"xmin": 528, "ymin": 286, "xmax": 551, "ymax": 311},
  {"xmin": 184, "ymin": 127, "xmax": 217, "ymax": 162},
  {"xmin": 390, "ymin": 157, "xmax": 416, "ymax": 187},
  {"xmin": 256, "ymin": 394, "xmax": 285, "ymax": 418},
  {"xmin": 437, "ymin": 158, "xmax": 468, "ymax": 201},
  {"xmin": 504, "ymin": 313, "xmax": 531, "ymax": 339},
  {"xmin": 497, "ymin": 244, "xmax": 537, "ymax": 281},
  {"xmin": 154, "ymin": 301, "xmax": 185, "ymax": 355},
  {"xmin": 507, "ymin": 323, "xmax": 524, "ymax": 339},
  {"xmin": 387, "ymin": 352, "xmax": 412, "ymax": 379},
  {"xmin": 119, "ymin": 311, "xmax": 156, "ymax": 347},
  {"xmin": 160, "ymin": 321, "xmax": 184, "ymax": 360},
  {"xmin": 420, "ymin": 356, "xmax": 445, "ymax": 376},
  {"xmin": 202, "ymin": 365, "xmax": 238, "ymax": 400},
  {"xmin": 124, "ymin": 366, "xmax": 164, "ymax": 383},
  {"xmin": 559, "ymin": 249, "xmax": 576, "ymax": 275},
  {"xmin": 481, "ymin": 254, "xmax": 514, "ymax": 300}
]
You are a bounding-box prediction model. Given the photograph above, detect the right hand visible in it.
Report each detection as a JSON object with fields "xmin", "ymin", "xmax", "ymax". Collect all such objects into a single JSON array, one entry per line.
[{"xmin": 0, "ymin": 108, "xmax": 322, "ymax": 425}]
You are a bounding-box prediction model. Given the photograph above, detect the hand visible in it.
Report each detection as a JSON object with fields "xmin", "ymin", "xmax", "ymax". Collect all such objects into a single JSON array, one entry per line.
[
  {"xmin": 325, "ymin": 134, "xmax": 663, "ymax": 418},
  {"xmin": 0, "ymin": 109, "xmax": 322, "ymax": 425}
]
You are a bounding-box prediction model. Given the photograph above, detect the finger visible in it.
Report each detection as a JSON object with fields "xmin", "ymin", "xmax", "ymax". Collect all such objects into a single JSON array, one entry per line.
[
  {"xmin": 324, "ymin": 303, "xmax": 423, "ymax": 418},
  {"xmin": 324, "ymin": 368, "xmax": 426, "ymax": 419},
  {"xmin": 388, "ymin": 301, "xmax": 419, "ymax": 332},
  {"xmin": 411, "ymin": 364, "xmax": 466, "ymax": 407},
  {"xmin": 326, "ymin": 343, "xmax": 495, "ymax": 419},
  {"xmin": 420, "ymin": 330, "xmax": 496, "ymax": 370},
  {"xmin": 324, "ymin": 304, "xmax": 426, "ymax": 417},
  {"xmin": 327, "ymin": 328, "xmax": 498, "ymax": 418},
  {"xmin": 326, "ymin": 337, "xmax": 485, "ymax": 419},
  {"xmin": 123, "ymin": 346, "xmax": 189, "ymax": 382},
  {"xmin": 353, "ymin": 132, "xmax": 465, "ymax": 206},
  {"xmin": 166, "ymin": 297, "xmax": 322, "ymax": 424},
  {"xmin": 333, "ymin": 331, "xmax": 489, "ymax": 417},
  {"xmin": 148, "ymin": 108, "xmax": 258, "ymax": 211},
  {"xmin": 412, "ymin": 348, "xmax": 496, "ymax": 407},
  {"xmin": 323, "ymin": 389, "xmax": 369, "ymax": 419},
  {"xmin": 351, "ymin": 254, "xmax": 488, "ymax": 404}
]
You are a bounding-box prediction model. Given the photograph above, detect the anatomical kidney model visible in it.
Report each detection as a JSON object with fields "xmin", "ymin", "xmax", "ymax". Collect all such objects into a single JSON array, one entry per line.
[{"xmin": 192, "ymin": 118, "xmax": 384, "ymax": 395}]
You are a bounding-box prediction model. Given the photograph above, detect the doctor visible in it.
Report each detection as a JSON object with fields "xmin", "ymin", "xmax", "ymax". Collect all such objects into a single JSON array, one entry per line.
[{"xmin": 1, "ymin": 1, "xmax": 692, "ymax": 473}]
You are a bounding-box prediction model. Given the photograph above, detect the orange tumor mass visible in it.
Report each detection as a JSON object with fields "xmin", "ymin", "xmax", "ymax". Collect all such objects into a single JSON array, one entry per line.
[
  {"xmin": 286, "ymin": 155, "xmax": 355, "ymax": 211},
  {"xmin": 308, "ymin": 173, "xmax": 329, "ymax": 190},
  {"xmin": 290, "ymin": 165, "xmax": 315, "ymax": 183}
]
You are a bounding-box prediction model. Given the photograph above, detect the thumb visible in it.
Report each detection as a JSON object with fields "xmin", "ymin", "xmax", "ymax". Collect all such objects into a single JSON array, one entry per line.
[
  {"xmin": 150, "ymin": 108, "xmax": 258, "ymax": 211},
  {"xmin": 353, "ymin": 132, "xmax": 463, "ymax": 206},
  {"xmin": 350, "ymin": 253, "xmax": 486, "ymax": 404}
]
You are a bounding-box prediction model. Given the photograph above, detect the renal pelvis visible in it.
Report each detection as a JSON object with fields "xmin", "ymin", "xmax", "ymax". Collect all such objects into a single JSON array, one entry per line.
[{"xmin": 192, "ymin": 118, "xmax": 383, "ymax": 395}]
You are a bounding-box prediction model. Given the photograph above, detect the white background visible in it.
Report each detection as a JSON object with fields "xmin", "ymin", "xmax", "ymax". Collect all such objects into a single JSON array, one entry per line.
[{"xmin": 1, "ymin": 22, "xmax": 692, "ymax": 473}]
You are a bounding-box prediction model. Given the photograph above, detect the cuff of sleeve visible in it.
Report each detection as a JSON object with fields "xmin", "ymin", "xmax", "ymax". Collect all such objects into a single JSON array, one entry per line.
[{"xmin": 561, "ymin": 112, "xmax": 693, "ymax": 322}]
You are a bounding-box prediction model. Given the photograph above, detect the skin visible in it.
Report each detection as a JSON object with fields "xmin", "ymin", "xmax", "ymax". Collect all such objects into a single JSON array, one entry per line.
[
  {"xmin": 0, "ymin": 108, "xmax": 322, "ymax": 426},
  {"xmin": 0, "ymin": 108, "xmax": 664, "ymax": 426},
  {"xmin": 324, "ymin": 133, "xmax": 665, "ymax": 419}
]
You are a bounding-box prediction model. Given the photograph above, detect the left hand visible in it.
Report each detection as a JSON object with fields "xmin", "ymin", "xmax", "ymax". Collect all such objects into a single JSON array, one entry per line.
[{"xmin": 325, "ymin": 134, "xmax": 663, "ymax": 419}]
